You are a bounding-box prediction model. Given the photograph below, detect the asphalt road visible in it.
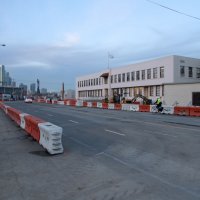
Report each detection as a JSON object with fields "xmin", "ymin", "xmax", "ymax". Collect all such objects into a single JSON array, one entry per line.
[{"xmin": 1, "ymin": 101, "xmax": 200, "ymax": 200}]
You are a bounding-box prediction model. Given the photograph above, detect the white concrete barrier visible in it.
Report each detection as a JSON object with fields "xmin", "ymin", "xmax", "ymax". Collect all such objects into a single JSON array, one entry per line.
[
  {"xmin": 130, "ymin": 104, "xmax": 139, "ymax": 112},
  {"xmin": 57, "ymin": 101, "xmax": 64, "ymax": 105},
  {"xmin": 162, "ymin": 106, "xmax": 174, "ymax": 114},
  {"xmin": 19, "ymin": 113, "xmax": 30, "ymax": 129},
  {"xmin": 108, "ymin": 103, "xmax": 115, "ymax": 109},
  {"xmin": 150, "ymin": 105, "xmax": 157, "ymax": 113},
  {"xmin": 97, "ymin": 102, "xmax": 102, "ymax": 108},
  {"xmin": 38, "ymin": 122, "xmax": 63, "ymax": 155},
  {"xmin": 76, "ymin": 100, "xmax": 83, "ymax": 107},
  {"xmin": 4, "ymin": 105, "xmax": 10, "ymax": 114},
  {"xmin": 87, "ymin": 102, "xmax": 92, "ymax": 107},
  {"xmin": 122, "ymin": 104, "xmax": 131, "ymax": 111}
]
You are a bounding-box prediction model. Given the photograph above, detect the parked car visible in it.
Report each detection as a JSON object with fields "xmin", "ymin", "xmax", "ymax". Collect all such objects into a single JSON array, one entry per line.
[{"xmin": 24, "ymin": 97, "xmax": 33, "ymax": 103}]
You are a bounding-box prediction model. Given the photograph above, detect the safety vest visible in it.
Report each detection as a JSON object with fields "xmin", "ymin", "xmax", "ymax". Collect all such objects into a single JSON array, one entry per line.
[{"xmin": 156, "ymin": 98, "xmax": 161, "ymax": 104}]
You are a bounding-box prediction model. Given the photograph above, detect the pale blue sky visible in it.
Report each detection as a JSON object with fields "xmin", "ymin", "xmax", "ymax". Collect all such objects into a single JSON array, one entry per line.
[{"xmin": 0, "ymin": 0, "xmax": 200, "ymax": 91}]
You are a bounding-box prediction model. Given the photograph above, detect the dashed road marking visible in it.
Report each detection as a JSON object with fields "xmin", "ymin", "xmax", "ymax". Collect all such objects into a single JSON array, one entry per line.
[
  {"xmin": 105, "ymin": 129, "xmax": 125, "ymax": 136},
  {"xmin": 69, "ymin": 120, "xmax": 79, "ymax": 124}
]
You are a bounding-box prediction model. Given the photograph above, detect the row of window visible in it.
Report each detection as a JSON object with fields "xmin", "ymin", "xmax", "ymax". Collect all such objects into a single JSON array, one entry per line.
[
  {"xmin": 111, "ymin": 67, "xmax": 164, "ymax": 84},
  {"xmin": 180, "ymin": 66, "xmax": 200, "ymax": 78},
  {"xmin": 78, "ymin": 85, "xmax": 164, "ymax": 98},
  {"xmin": 78, "ymin": 66, "xmax": 165, "ymax": 88}
]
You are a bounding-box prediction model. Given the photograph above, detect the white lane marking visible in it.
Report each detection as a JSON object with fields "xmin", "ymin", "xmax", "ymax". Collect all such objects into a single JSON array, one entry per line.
[
  {"xmin": 47, "ymin": 114, "xmax": 53, "ymax": 116},
  {"xmin": 143, "ymin": 130, "xmax": 177, "ymax": 138},
  {"xmin": 105, "ymin": 129, "xmax": 125, "ymax": 136},
  {"xmin": 69, "ymin": 120, "xmax": 79, "ymax": 124}
]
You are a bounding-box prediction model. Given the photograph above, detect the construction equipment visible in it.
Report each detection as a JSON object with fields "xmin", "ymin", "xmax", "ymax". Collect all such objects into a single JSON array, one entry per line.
[{"xmin": 132, "ymin": 94, "xmax": 152, "ymax": 105}]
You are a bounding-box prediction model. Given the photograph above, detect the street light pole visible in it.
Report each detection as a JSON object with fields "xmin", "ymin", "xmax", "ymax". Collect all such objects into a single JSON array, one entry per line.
[{"xmin": 107, "ymin": 52, "xmax": 114, "ymax": 102}]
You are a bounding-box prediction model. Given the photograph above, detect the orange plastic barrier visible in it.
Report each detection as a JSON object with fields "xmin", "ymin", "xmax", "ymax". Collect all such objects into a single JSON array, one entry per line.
[
  {"xmin": 7, "ymin": 107, "xmax": 21, "ymax": 126},
  {"xmin": 174, "ymin": 106, "xmax": 190, "ymax": 116},
  {"xmin": 189, "ymin": 107, "xmax": 200, "ymax": 117},
  {"xmin": 69, "ymin": 100, "xmax": 76, "ymax": 106},
  {"xmin": 102, "ymin": 103, "xmax": 108, "ymax": 109},
  {"xmin": 92, "ymin": 102, "xmax": 97, "ymax": 108},
  {"xmin": 83, "ymin": 102, "xmax": 87, "ymax": 107},
  {"xmin": 139, "ymin": 105, "xmax": 150, "ymax": 112},
  {"xmin": 24, "ymin": 115, "xmax": 45, "ymax": 141},
  {"xmin": 114, "ymin": 104, "xmax": 122, "ymax": 110},
  {"xmin": 46, "ymin": 100, "xmax": 52, "ymax": 104}
]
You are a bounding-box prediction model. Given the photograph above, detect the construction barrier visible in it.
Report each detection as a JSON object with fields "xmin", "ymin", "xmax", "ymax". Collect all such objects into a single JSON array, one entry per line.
[
  {"xmin": 76, "ymin": 100, "xmax": 83, "ymax": 107},
  {"xmin": 122, "ymin": 104, "xmax": 131, "ymax": 111},
  {"xmin": 38, "ymin": 122, "xmax": 63, "ymax": 154},
  {"xmin": 102, "ymin": 103, "xmax": 108, "ymax": 109},
  {"xmin": 114, "ymin": 104, "xmax": 122, "ymax": 110},
  {"xmin": 139, "ymin": 105, "xmax": 150, "ymax": 112},
  {"xmin": 130, "ymin": 104, "xmax": 139, "ymax": 112},
  {"xmin": 87, "ymin": 102, "xmax": 92, "ymax": 107},
  {"xmin": 19, "ymin": 113, "xmax": 30, "ymax": 129},
  {"xmin": 150, "ymin": 105, "xmax": 157, "ymax": 113},
  {"xmin": 92, "ymin": 102, "xmax": 97, "ymax": 108},
  {"xmin": 0, "ymin": 103, "xmax": 64, "ymax": 155},
  {"xmin": 97, "ymin": 102, "xmax": 102, "ymax": 108},
  {"xmin": 162, "ymin": 106, "xmax": 174, "ymax": 114},
  {"xmin": 83, "ymin": 102, "xmax": 87, "ymax": 107},
  {"xmin": 46, "ymin": 100, "xmax": 52, "ymax": 104},
  {"xmin": 108, "ymin": 103, "xmax": 115, "ymax": 109},
  {"xmin": 174, "ymin": 106, "xmax": 190, "ymax": 116},
  {"xmin": 24, "ymin": 115, "xmax": 45, "ymax": 141},
  {"xmin": 52, "ymin": 100, "xmax": 58, "ymax": 104},
  {"xmin": 7, "ymin": 107, "xmax": 21, "ymax": 126},
  {"xmin": 57, "ymin": 101, "xmax": 64, "ymax": 105},
  {"xmin": 189, "ymin": 107, "xmax": 200, "ymax": 117}
]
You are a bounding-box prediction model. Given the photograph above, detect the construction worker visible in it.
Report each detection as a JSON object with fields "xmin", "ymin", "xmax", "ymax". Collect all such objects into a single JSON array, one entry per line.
[{"xmin": 155, "ymin": 97, "xmax": 163, "ymax": 112}]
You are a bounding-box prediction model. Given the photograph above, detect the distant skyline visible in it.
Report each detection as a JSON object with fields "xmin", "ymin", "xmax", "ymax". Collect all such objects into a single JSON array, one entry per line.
[{"xmin": 0, "ymin": 0, "xmax": 200, "ymax": 91}]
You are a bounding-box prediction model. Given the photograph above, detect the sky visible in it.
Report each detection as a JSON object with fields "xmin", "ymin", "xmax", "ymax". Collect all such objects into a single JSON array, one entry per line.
[{"xmin": 0, "ymin": 0, "xmax": 200, "ymax": 91}]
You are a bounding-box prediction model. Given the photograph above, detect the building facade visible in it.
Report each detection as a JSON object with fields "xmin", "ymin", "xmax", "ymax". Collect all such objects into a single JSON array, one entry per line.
[
  {"xmin": 76, "ymin": 55, "xmax": 200, "ymax": 105},
  {"xmin": 30, "ymin": 83, "xmax": 36, "ymax": 94}
]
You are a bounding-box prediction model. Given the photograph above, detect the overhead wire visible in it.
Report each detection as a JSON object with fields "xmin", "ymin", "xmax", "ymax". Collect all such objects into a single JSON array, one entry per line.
[{"xmin": 146, "ymin": 0, "xmax": 200, "ymax": 21}]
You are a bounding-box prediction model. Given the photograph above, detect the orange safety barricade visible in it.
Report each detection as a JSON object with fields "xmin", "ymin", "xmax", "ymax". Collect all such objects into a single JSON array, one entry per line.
[
  {"xmin": 24, "ymin": 115, "xmax": 45, "ymax": 141},
  {"xmin": 189, "ymin": 107, "xmax": 200, "ymax": 117},
  {"xmin": 83, "ymin": 102, "xmax": 87, "ymax": 107},
  {"xmin": 7, "ymin": 107, "xmax": 21, "ymax": 126},
  {"xmin": 70, "ymin": 100, "xmax": 76, "ymax": 106},
  {"xmin": 114, "ymin": 104, "xmax": 122, "ymax": 110},
  {"xmin": 102, "ymin": 103, "xmax": 108, "ymax": 109},
  {"xmin": 174, "ymin": 106, "xmax": 190, "ymax": 116},
  {"xmin": 92, "ymin": 102, "xmax": 97, "ymax": 108},
  {"xmin": 139, "ymin": 105, "xmax": 150, "ymax": 112}
]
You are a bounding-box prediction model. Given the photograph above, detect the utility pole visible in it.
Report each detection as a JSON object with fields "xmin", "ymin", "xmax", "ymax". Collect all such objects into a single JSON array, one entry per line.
[{"xmin": 61, "ymin": 82, "xmax": 65, "ymax": 100}]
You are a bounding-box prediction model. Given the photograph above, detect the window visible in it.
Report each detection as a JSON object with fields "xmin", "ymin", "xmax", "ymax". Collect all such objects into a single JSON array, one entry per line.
[
  {"xmin": 153, "ymin": 68, "xmax": 157, "ymax": 79},
  {"xmin": 188, "ymin": 67, "xmax": 193, "ymax": 77},
  {"xmin": 96, "ymin": 78, "xmax": 98, "ymax": 85},
  {"xmin": 136, "ymin": 71, "xmax": 140, "ymax": 80},
  {"xmin": 147, "ymin": 69, "xmax": 151, "ymax": 79},
  {"xmin": 127, "ymin": 72, "xmax": 130, "ymax": 81},
  {"xmin": 150, "ymin": 86, "xmax": 154, "ymax": 96},
  {"xmin": 142, "ymin": 70, "xmax": 145, "ymax": 80},
  {"xmin": 156, "ymin": 86, "xmax": 160, "ymax": 96},
  {"xmin": 93, "ymin": 78, "xmax": 96, "ymax": 85},
  {"xmin": 122, "ymin": 73, "xmax": 125, "ymax": 82},
  {"xmin": 131, "ymin": 71, "xmax": 135, "ymax": 81},
  {"xmin": 196, "ymin": 68, "xmax": 200, "ymax": 78},
  {"xmin": 160, "ymin": 66, "xmax": 164, "ymax": 78},
  {"xmin": 114, "ymin": 75, "xmax": 117, "ymax": 83},
  {"xmin": 118, "ymin": 74, "xmax": 121, "ymax": 83},
  {"xmin": 180, "ymin": 66, "xmax": 185, "ymax": 77},
  {"xmin": 111, "ymin": 75, "xmax": 113, "ymax": 83},
  {"xmin": 99, "ymin": 78, "xmax": 101, "ymax": 85},
  {"xmin": 91, "ymin": 79, "xmax": 93, "ymax": 86}
]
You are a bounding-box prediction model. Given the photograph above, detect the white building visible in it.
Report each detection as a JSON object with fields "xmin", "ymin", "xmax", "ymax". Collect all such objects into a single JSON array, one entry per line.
[{"xmin": 76, "ymin": 55, "xmax": 200, "ymax": 105}]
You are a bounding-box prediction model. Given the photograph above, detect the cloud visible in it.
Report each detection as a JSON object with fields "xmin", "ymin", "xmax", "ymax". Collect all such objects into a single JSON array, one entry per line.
[{"xmin": 56, "ymin": 32, "xmax": 80, "ymax": 47}]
